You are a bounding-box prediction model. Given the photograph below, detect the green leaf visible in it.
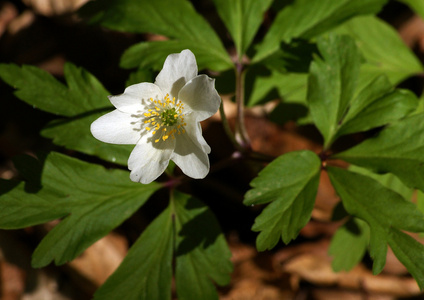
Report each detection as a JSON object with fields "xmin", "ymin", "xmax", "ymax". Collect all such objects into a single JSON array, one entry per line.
[
  {"xmin": 121, "ymin": 41, "xmax": 186, "ymax": 70},
  {"xmin": 120, "ymin": 40, "xmax": 227, "ymax": 72},
  {"xmin": 327, "ymin": 166, "xmax": 424, "ymax": 274},
  {"xmin": 253, "ymin": 0, "xmax": 387, "ymax": 63},
  {"xmin": 0, "ymin": 63, "xmax": 110, "ymax": 117},
  {"xmin": 329, "ymin": 218, "xmax": 370, "ymax": 272},
  {"xmin": 398, "ymin": 0, "xmax": 424, "ymax": 19},
  {"xmin": 173, "ymin": 191, "xmax": 232, "ymax": 300},
  {"xmin": 336, "ymin": 75, "xmax": 418, "ymax": 138},
  {"xmin": 0, "ymin": 62, "xmax": 133, "ymax": 165},
  {"xmin": 388, "ymin": 228, "xmax": 424, "ymax": 289},
  {"xmin": 246, "ymin": 71, "xmax": 307, "ymax": 107},
  {"xmin": 125, "ymin": 68, "xmax": 153, "ymax": 87},
  {"xmin": 348, "ymin": 165, "xmax": 414, "ymax": 201},
  {"xmin": 0, "ymin": 152, "xmax": 161, "ymax": 267},
  {"xmin": 333, "ymin": 15, "xmax": 424, "ymax": 84},
  {"xmin": 81, "ymin": 0, "xmax": 232, "ymax": 71},
  {"xmin": 307, "ymin": 34, "xmax": 361, "ymax": 147},
  {"xmin": 334, "ymin": 113, "xmax": 424, "ymax": 191},
  {"xmin": 418, "ymin": 190, "xmax": 424, "ymax": 215},
  {"xmin": 93, "ymin": 204, "xmax": 173, "ymax": 300},
  {"xmin": 41, "ymin": 112, "xmax": 133, "ymax": 166},
  {"xmin": 244, "ymin": 150, "xmax": 321, "ymax": 250},
  {"xmin": 212, "ymin": 0, "xmax": 273, "ymax": 58},
  {"xmin": 261, "ymin": 40, "xmax": 318, "ymax": 74}
]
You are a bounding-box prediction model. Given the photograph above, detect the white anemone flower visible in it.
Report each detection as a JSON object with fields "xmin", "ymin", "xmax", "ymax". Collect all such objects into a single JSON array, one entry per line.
[{"xmin": 90, "ymin": 49, "xmax": 221, "ymax": 184}]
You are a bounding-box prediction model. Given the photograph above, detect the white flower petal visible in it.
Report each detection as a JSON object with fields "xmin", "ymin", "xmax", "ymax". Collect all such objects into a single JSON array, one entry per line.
[
  {"xmin": 90, "ymin": 109, "xmax": 142, "ymax": 144},
  {"xmin": 178, "ymin": 75, "xmax": 221, "ymax": 122},
  {"xmin": 109, "ymin": 82, "xmax": 163, "ymax": 114},
  {"xmin": 171, "ymin": 130, "xmax": 210, "ymax": 179},
  {"xmin": 128, "ymin": 135, "xmax": 176, "ymax": 184},
  {"xmin": 184, "ymin": 116, "xmax": 211, "ymax": 153},
  {"xmin": 155, "ymin": 49, "xmax": 198, "ymax": 98}
]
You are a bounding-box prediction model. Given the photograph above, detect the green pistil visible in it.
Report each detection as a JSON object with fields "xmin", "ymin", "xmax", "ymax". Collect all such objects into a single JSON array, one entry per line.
[{"xmin": 161, "ymin": 108, "xmax": 178, "ymax": 126}]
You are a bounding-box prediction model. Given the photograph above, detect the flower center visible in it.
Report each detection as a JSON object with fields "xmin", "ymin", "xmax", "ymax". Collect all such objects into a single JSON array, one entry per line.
[{"xmin": 142, "ymin": 94, "xmax": 186, "ymax": 143}]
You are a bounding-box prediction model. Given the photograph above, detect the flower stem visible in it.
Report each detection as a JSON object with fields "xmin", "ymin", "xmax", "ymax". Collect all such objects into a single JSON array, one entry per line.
[
  {"xmin": 234, "ymin": 62, "xmax": 251, "ymax": 150},
  {"xmin": 219, "ymin": 102, "xmax": 244, "ymax": 152}
]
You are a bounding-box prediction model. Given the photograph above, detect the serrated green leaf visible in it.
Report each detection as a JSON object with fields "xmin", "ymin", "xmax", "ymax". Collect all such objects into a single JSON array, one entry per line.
[
  {"xmin": 246, "ymin": 71, "xmax": 307, "ymax": 107},
  {"xmin": 0, "ymin": 63, "xmax": 110, "ymax": 117},
  {"xmin": 244, "ymin": 150, "xmax": 321, "ymax": 250},
  {"xmin": 81, "ymin": 0, "xmax": 232, "ymax": 71},
  {"xmin": 336, "ymin": 75, "xmax": 418, "ymax": 138},
  {"xmin": 327, "ymin": 166, "xmax": 424, "ymax": 274},
  {"xmin": 120, "ymin": 40, "xmax": 227, "ymax": 72},
  {"xmin": 173, "ymin": 191, "xmax": 232, "ymax": 300},
  {"xmin": 120, "ymin": 41, "xmax": 187, "ymax": 70},
  {"xmin": 93, "ymin": 204, "xmax": 173, "ymax": 300},
  {"xmin": 0, "ymin": 152, "xmax": 161, "ymax": 267},
  {"xmin": 334, "ymin": 113, "xmax": 424, "ymax": 191},
  {"xmin": 212, "ymin": 0, "xmax": 273, "ymax": 58},
  {"xmin": 333, "ymin": 15, "xmax": 424, "ymax": 84},
  {"xmin": 0, "ymin": 62, "xmax": 132, "ymax": 165},
  {"xmin": 388, "ymin": 228, "xmax": 424, "ymax": 289},
  {"xmin": 253, "ymin": 0, "xmax": 387, "ymax": 63},
  {"xmin": 307, "ymin": 34, "xmax": 361, "ymax": 147},
  {"xmin": 348, "ymin": 165, "xmax": 414, "ymax": 201},
  {"xmin": 329, "ymin": 218, "xmax": 370, "ymax": 272},
  {"xmin": 41, "ymin": 112, "xmax": 132, "ymax": 166}
]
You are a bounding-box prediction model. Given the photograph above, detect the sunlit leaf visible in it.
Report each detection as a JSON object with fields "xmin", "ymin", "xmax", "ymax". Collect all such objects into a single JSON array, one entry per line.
[
  {"xmin": 334, "ymin": 113, "xmax": 424, "ymax": 191},
  {"xmin": 0, "ymin": 152, "xmax": 160, "ymax": 267},
  {"xmin": 307, "ymin": 34, "xmax": 361, "ymax": 147},
  {"xmin": 244, "ymin": 150, "xmax": 321, "ymax": 250},
  {"xmin": 253, "ymin": 0, "xmax": 387, "ymax": 63},
  {"xmin": 0, "ymin": 62, "xmax": 133, "ymax": 165},
  {"xmin": 335, "ymin": 75, "xmax": 418, "ymax": 138},
  {"xmin": 41, "ymin": 112, "xmax": 132, "ymax": 166},
  {"xmin": 333, "ymin": 15, "xmax": 424, "ymax": 84},
  {"xmin": 81, "ymin": 0, "xmax": 232, "ymax": 71},
  {"xmin": 174, "ymin": 191, "xmax": 232, "ymax": 300},
  {"xmin": 388, "ymin": 228, "xmax": 424, "ymax": 289},
  {"xmin": 329, "ymin": 218, "xmax": 370, "ymax": 272},
  {"xmin": 0, "ymin": 63, "xmax": 110, "ymax": 117},
  {"xmin": 212, "ymin": 0, "xmax": 273, "ymax": 58},
  {"xmin": 328, "ymin": 166, "xmax": 424, "ymax": 275},
  {"xmin": 93, "ymin": 204, "xmax": 173, "ymax": 300}
]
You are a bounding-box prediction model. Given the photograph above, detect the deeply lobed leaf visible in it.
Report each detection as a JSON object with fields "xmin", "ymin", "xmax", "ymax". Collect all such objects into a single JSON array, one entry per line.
[
  {"xmin": 0, "ymin": 63, "xmax": 110, "ymax": 117},
  {"xmin": 94, "ymin": 191, "xmax": 232, "ymax": 300},
  {"xmin": 335, "ymin": 76, "xmax": 418, "ymax": 138},
  {"xmin": 93, "ymin": 204, "xmax": 174, "ymax": 300},
  {"xmin": 253, "ymin": 0, "xmax": 387, "ymax": 63},
  {"xmin": 0, "ymin": 62, "xmax": 131, "ymax": 165},
  {"xmin": 333, "ymin": 15, "xmax": 424, "ymax": 84},
  {"xmin": 334, "ymin": 113, "xmax": 424, "ymax": 191},
  {"xmin": 307, "ymin": 34, "xmax": 361, "ymax": 146},
  {"xmin": 212, "ymin": 0, "xmax": 273, "ymax": 58},
  {"xmin": 329, "ymin": 218, "xmax": 370, "ymax": 272},
  {"xmin": 328, "ymin": 166, "xmax": 424, "ymax": 275},
  {"xmin": 244, "ymin": 150, "xmax": 321, "ymax": 250},
  {"xmin": 0, "ymin": 152, "xmax": 161, "ymax": 267},
  {"xmin": 174, "ymin": 191, "xmax": 233, "ymax": 300},
  {"xmin": 81, "ymin": 0, "xmax": 232, "ymax": 71}
]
